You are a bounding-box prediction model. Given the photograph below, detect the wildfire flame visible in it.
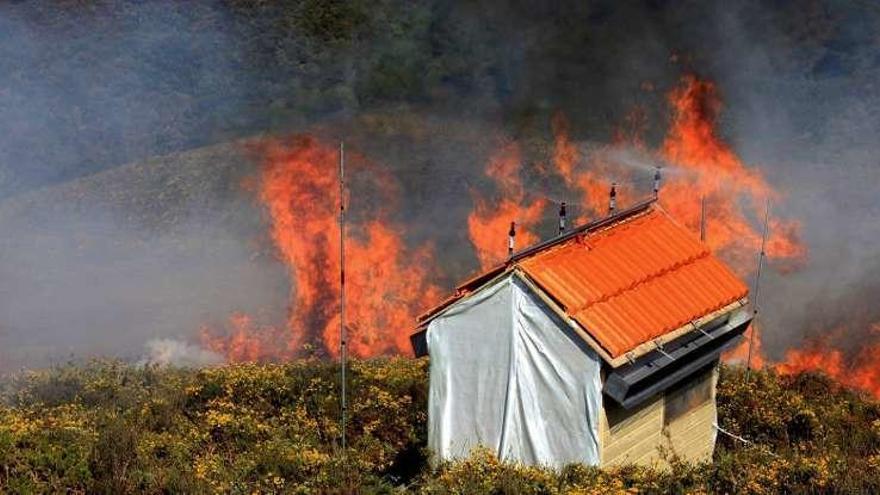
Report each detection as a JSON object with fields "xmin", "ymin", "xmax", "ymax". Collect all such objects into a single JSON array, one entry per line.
[
  {"xmin": 776, "ymin": 323, "xmax": 880, "ymax": 398},
  {"xmin": 660, "ymin": 75, "xmax": 806, "ymax": 271},
  {"xmin": 466, "ymin": 74, "xmax": 812, "ymax": 374},
  {"xmin": 469, "ymin": 75, "xmax": 806, "ymax": 274},
  {"xmin": 657, "ymin": 76, "xmax": 809, "ymax": 367},
  {"xmin": 202, "ymin": 136, "xmax": 442, "ymax": 360},
  {"xmin": 199, "ymin": 312, "xmax": 277, "ymax": 362},
  {"xmin": 467, "ymin": 143, "xmax": 546, "ymax": 270},
  {"xmin": 199, "ymin": 75, "xmax": 873, "ymax": 401},
  {"xmin": 550, "ymin": 112, "xmax": 608, "ymax": 219}
]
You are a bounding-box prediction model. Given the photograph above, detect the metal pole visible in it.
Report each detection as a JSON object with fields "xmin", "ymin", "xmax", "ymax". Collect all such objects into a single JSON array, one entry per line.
[
  {"xmin": 609, "ymin": 182, "xmax": 617, "ymax": 213},
  {"xmin": 653, "ymin": 167, "xmax": 661, "ymax": 199},
  {"xmin": 700, "ymin": 195, "xmax": 706, "ymax": 242},
  {"xmin": 746, "ymin": 201, "xmax": 770, "ymax": 376},
  {"xmin": 508, "ymin": 221, "xmax": 516, "ymax": 257},
  {"xmin": 339, "ymin": 141, "xmax": 347, "ymax": 450},
  {"xmin": 558, "ymin": 202, "xmax": 567, "ymax": 234}
]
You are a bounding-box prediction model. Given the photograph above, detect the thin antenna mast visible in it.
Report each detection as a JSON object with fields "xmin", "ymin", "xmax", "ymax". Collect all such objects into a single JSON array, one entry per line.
[
  {"xmin": 339, "ymin": 141, "xmax": 347, "ymax": 450},
  {"xmin": 609, "ymin": 182, "xmax": 617, "ymax": 213},
  {"xmin": 746, "ymin": 201, "xmax": 770, "ymax": 376},
  {"xmin": 558, "ymin": 202, "xmax": 567, "ymax": 234},
  {"xmin": 653, "ymin": 167, "xmax": 661, "ymax": 199},
  {"xmin": 700, "ymin": 195, "xmax": 706, "ymax": 242},
  {"xmin": 508, "ymin": 221, "xmax": 516, "ymax": 256}
]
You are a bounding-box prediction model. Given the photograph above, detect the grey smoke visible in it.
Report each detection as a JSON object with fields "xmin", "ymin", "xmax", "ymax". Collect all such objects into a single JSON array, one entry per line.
[
  {"xmin": 0, "ymin": 142, "xmax": 289, "ymax": 371},
  {"xmin": 141, "ymin": 338, "xmax": 224, "ymax": 368},
  {"xmin": 0, "ymin": 1, "xmax": 878, "ymax": 367}
]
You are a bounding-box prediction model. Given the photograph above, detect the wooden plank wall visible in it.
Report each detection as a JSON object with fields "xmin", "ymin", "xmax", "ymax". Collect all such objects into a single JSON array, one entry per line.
[
  {"xmin": 599, "ymin": 392, "xmax": 665, "ymax": 466},
  {"xmin": 599, "ymin": 367, "xmax": 717, "ymax": 467},
  {"xmin": 664, "ymin": 367, "xmax": 717, "ymax": 463}
]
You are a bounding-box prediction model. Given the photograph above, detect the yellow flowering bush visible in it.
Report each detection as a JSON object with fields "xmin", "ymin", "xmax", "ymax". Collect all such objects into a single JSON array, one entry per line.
[{"xmin": 0, "ymin": 360, "xmax": 877, "ymax": 493}]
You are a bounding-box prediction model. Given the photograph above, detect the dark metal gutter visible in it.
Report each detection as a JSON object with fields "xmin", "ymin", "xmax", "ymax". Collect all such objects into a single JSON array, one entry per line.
[{"xmin": 603, "ymin": 308, "xmax": 752, "ymax": 409}]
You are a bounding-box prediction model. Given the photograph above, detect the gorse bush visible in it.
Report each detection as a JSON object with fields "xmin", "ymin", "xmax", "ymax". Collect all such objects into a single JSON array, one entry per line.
[
  {"xmin": 0, "ymin": 357, "xmax": 427, "ymax": 493},
  {"xmin": 0, "ymin": 360, "xmax": 878, "ymax": 493}
]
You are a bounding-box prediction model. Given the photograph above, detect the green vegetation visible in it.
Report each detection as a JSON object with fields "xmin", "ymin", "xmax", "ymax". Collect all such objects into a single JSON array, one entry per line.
[{"xmin": 0, "ymin": 359, "xmax": 877, "ymax": 494}]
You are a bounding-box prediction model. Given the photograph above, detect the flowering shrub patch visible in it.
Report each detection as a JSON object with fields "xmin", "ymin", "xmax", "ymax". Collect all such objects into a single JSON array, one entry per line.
[{"xmin": 0, "ymin": 360, "xmax": 877, "ymax": 493}]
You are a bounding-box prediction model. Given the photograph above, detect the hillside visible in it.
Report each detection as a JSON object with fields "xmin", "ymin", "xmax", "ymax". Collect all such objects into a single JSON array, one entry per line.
[
  {"xmin": 0, "ymin": 109, "xmax": 571, "ymax": 372},
  {"xmin": 0, "ymin": 139, "xmax": 290, "ymax": 371},
  {"xmin": 0, "ymin": 361, "xmax": 877, "ymax": 494}
]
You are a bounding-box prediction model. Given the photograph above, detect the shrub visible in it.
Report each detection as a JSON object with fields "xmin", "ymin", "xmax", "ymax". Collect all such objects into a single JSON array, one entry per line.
[{"xmin": 0, "ymin": 360, "xmax": 878, "ymax": 493}]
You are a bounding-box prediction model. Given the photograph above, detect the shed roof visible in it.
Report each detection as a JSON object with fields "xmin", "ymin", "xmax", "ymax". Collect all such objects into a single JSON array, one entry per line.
[{"xmin": 418, "ymin": 200, "xmax": 749, "ymax": 360}]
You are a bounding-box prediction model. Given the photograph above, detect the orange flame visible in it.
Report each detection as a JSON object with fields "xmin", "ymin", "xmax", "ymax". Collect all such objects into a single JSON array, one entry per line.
[
  {"xmin": 545, "ymin": 76, "xmax": 807, "ymax": 273},
  {"xmin": 199, "ymin": 313, "xmax": 277, "ymax": 362},
  {"xmin": 660, "ymin": 75, "xmax": 806, "ymax": 270},
  {"xmin": 469, "ymin": 76, "xmax": 807, "ymax": 368},
  {"xmin": 723, "ymin": 322, "xmax": 765, "ymax": 369},
  {"xmin": 657, "ymin": 76, "xmax": 807, "ymax": 364},
  {"xmin": 546, "ymin": 76, "xmax": 806, "ymax": 274},
  {"xmin": 551, "ymin": 112, "xmax": 608, "ymax": 218},
  {"xmin": 202, "ymin": 136, "xmax": 442, "ymax": 360},
  {"xmin": 202, "ymin": 75, "xmax": 817, "ymax": 374},
  {"xmin": 467, "ymin": 143, "xmax": 546, "ymax": 270},
  {"xmin": 776, "ymin": 323, "xmax": 880, "ymax": 399}
]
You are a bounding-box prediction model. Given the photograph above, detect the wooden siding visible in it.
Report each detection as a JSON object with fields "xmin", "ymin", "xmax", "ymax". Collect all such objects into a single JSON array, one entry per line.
[
  {"xmin": 600, "ymin": 392, "xmax": 665, "ymax": 466},
  {"xmin": 599, "ymin": 367, "xmax": 717, "ymax": 467},
  {"xmin": 664, "ymin": 367, "xmax": 717, "ymax": 463}
]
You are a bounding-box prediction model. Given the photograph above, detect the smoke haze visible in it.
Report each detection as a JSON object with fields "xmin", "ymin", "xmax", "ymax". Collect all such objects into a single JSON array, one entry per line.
[{"xmin": 1, "ymin": 1, "xmax": 878, "ymax": 368}]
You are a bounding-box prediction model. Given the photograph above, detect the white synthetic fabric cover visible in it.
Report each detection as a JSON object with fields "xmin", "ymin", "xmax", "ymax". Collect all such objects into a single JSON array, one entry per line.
[{"xmin": 426, "ymin": 274, "xmax": 602, "ymax": 467}]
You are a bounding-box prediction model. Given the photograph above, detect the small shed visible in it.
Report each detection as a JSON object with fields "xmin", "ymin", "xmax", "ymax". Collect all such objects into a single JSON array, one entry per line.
[{"xmin": 411, "ymin": 199, "xmax": 751, "ymax": 468}]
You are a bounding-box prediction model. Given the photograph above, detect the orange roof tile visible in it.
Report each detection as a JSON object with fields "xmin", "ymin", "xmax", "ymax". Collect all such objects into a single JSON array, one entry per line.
[
  {"xmin": 518, "ymin": 207, "xmax": 748, "ymax": 357},
  {"xmin": 416, "ymin": 201, "xmax": 749, "ymax": 359}
]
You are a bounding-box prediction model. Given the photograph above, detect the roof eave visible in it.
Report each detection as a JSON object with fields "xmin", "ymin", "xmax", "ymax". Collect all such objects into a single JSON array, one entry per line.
[
  {"xmin": 607, "ymin": 297, "xmax": 749, "ymax": 367},
  {"xmin": 518, "ymin": 267, "xmax": 749, "ymax": 367}
]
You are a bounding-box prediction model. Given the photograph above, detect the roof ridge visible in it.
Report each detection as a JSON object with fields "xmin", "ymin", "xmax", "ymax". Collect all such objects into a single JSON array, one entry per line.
[
  {"xmin": 513, "ymin": 204, "xmax": 655, "ymax": 267},
  {"xmin": 506, "ymin": 198, "xmax": 657, "ymax": 264},
  {"xmin": 446, "ymin": 199, "xmax": 657, "ymax": 295}
]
